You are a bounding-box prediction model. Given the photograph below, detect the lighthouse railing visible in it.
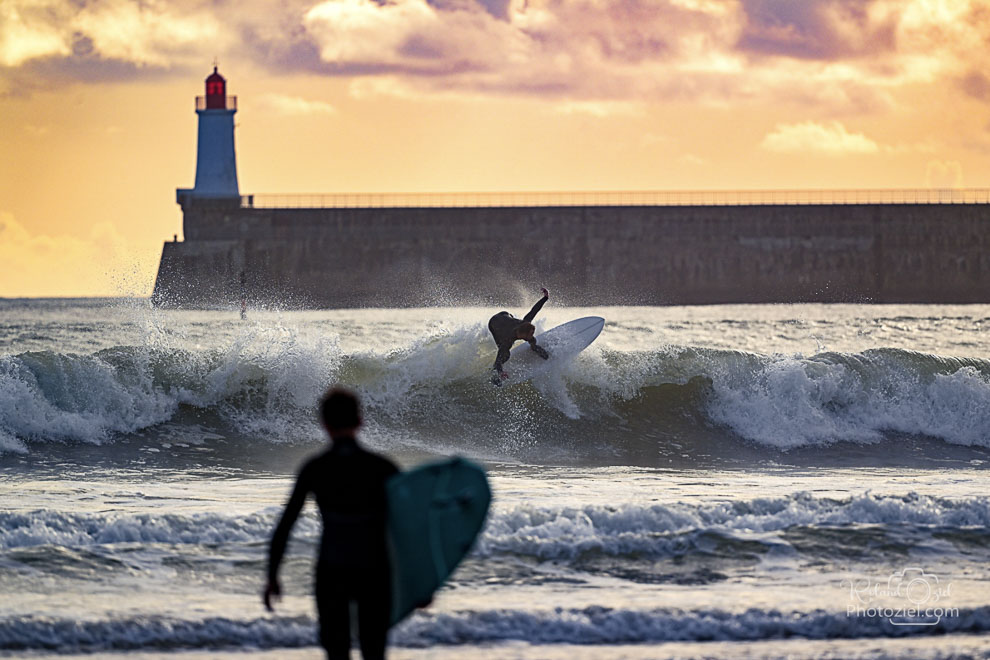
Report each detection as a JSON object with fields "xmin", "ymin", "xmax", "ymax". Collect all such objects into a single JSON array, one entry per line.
[{"xmin": 196, "ymin": 96, "xmax": 237, "ymax": 111}]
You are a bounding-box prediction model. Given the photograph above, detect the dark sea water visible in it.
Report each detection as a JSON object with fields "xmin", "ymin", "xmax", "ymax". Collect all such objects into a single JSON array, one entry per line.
[{"xmin": 1, "ymin": 299, "xmax": 989, "ymax": 659}]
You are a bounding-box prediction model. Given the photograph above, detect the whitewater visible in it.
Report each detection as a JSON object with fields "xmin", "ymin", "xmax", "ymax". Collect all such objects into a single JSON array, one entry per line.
[{"xmin": 1, "ymin": 299, "xmax": 989, "ymax": 659}]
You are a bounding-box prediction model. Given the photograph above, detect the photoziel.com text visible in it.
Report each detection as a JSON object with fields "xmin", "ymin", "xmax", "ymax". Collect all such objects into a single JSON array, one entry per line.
[{"xmin": 842, "ymin": 568, "xmax": 956, "ymax": 626}]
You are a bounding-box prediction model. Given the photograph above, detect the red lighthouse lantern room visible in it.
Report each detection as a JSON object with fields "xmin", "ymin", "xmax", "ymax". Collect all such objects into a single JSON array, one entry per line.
[{"xmin": 205, "ymin": 66, "xmax": 226, "ymax": 109}]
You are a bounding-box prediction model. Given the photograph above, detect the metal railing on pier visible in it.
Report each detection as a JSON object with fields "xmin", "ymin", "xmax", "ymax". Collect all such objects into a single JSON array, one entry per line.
[{"xmin": 240, "ymin": 188, "xmax": 990, "ymax": 210}]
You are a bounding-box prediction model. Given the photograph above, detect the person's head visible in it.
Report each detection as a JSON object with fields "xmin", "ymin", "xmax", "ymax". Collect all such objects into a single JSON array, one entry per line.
[
  {"xmin": 320, "ymin": 387, "xmax": 362, "ymax": 437},
  {"xmin": 515, "ymin": 322, "xmax": 536, "ymax": 341}
]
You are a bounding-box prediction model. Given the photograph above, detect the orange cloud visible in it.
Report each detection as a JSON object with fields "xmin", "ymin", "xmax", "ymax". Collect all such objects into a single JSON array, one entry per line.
[
  {"xmin": 284, "ymin": 0, "xmax": 990, "ymax": 114},
  {"xmin": 72, "ymin": 0, "xmax": 222, "ymax": 67},
  {"xmin": 760, "ymin": 121, "xmax": 880, "ymax": 155},
  {"xmin": 2, "ymin": 0, "xmax": 990, "ymax": 113},
  {"xmin": 0, "ymin": 0, "xmax": 225, "ymax": 94},
  {"xmin": 258, "ymin": 93, "xmax": 337, "ymax": 116},
  {"xmin": 0, "ymin": 2, "xmax": 70, "ymax": 66}
]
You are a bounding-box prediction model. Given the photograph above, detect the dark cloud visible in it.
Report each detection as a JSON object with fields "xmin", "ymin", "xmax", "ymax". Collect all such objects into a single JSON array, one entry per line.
[
  {"xmin": 25, "ymin": 56, "xmax": 180, "ymax": 83},
  {"xmin": 737, "ymin": 0, "xmax": 898, "ymax": 60},
  {"xmin": 2, "ymin": 0, "xmax": 986, "ymax": 115},
  {"xmin": 0, "ymin": 0, "xmax": 228, "ymax": 95},
  {"xmin": 426, "ymin": 0, "xmax": 511, "ymax": 20},
  {"xmin": 592, "ymin": 30, "xmax": 668, "ymax": 64},
  {"xmin": 1, "ymin": 55, "xmax": 178, "ymax": 99},
  {"xmin": 238, "ymin": 24, "xmax": 326, "ymax": 74},
  {"xmin": 518, "ymin": 0, "xmax": 705, "ymax": 58},
  {"xmin": 398, "ymin": 34, "xmax": 454, "ymax": 61},
  {"xmin": 71, "ymin": 33, "xmax": 94, "ymax": 57},
  {"xmin": 960, "ymin": 71, "xmax": 990, "ymax": 101},
  {"xmin": 477, "ymin": 0, "xmax": 511, "ymax": 20}
]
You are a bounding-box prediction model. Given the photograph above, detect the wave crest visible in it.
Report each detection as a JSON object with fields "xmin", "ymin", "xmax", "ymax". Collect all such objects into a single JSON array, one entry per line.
[
  {"xmin": 3, "ymin": 326, "xmax": 990, "ymax": 456},
  {"xmin": 4, "ymin": 493, "xmax": 988, "ymax": 563},
  {"xmin": 3, "ymin": 606, "xmax": 989, "ymax": 652}
]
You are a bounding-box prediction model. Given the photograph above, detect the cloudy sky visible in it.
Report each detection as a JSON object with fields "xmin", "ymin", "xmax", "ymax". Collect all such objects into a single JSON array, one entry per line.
[{"xmin": 2, "ymin": 0, "xmax": 989, "ymax": 295}]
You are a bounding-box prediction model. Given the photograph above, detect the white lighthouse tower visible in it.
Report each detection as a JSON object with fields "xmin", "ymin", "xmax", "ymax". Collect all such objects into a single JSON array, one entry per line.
[{"xmin": 177, "ymin": 66, "xmax": 239, "ymax": 202}]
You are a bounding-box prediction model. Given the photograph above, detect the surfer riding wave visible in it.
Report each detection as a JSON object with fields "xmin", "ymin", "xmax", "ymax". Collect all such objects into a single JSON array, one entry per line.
[{"xmin": 488, "ymin": 287, "xmax": 551, "ymax": 386}]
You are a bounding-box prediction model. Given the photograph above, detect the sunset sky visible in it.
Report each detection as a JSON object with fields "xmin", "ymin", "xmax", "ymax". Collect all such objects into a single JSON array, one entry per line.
[{"xmin": 2, "ymin": 0, "xmax": 990, "ymax": 296}]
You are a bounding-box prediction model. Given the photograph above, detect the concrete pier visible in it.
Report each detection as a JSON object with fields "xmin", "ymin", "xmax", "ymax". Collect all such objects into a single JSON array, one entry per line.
[{"xmin": 152, "ymin": 195, "xmax": 990, "ymax": 308}]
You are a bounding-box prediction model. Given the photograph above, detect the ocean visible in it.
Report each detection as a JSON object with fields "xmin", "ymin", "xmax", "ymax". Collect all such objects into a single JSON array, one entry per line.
[{"xmin": 1, "ymin": 299, "xmax": 989, "ymax": 659}]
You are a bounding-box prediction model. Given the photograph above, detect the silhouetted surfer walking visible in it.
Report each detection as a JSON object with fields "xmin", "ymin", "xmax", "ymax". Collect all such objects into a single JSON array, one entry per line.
[
  {"xmin": 264, "ymin": 388, "xmax": 399, "ymax": 660},
  {"xmin": 488, "ymin": 287, "xmax": 551, "ymax": 385}
]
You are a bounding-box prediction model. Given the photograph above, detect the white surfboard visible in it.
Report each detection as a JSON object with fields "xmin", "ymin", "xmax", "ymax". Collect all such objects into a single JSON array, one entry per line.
[{"xmin": 503, "ymin": 316, "xmax": 605, "ymax": 383}]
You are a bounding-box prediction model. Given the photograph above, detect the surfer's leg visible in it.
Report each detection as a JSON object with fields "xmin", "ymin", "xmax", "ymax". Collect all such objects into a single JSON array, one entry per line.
[
  {"xmin": 316, "ymin": 562, "xmax": 351, "ymax": 659},
  {"xmin": 355, "ymin": 568, "xmax": 391, "ymax": 660}
]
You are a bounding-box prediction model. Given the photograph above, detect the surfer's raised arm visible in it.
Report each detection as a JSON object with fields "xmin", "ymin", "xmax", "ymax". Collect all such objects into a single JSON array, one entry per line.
[
  {"xmin": 523, "ymin": 288, "xmax": 550, "ymax": 323},
  {"xmin": 524, "ymin": 289, "xmax": 550, "ymax": 359}
]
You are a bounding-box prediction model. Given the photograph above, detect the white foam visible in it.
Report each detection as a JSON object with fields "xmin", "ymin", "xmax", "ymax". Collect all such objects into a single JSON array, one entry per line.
[
  {"xmin": 0, "ymin": 322, "xmax": 342, "ymax": 452},
  {"xmin": 0, "ymin": 614, "xmax": 316, "ymax": 652},
  {"xmin": 355, "ymin": 323, "xmax": 491, "ymax": 417},
  {"xmin": 706, "ymin": 352, "xmax": 990, "ymax": 449},
  {"xmin": 394, "ymin": 605, "xmax": 990, "ymax": 646},
  {"xmin": 707, "ymin": 356, "xmax": 883, "ymax": 449},
  {"xmin": 2, "ymin": 606, "xmax": 988, "ymax": 652},
  {"xmin": 5, "ymin": 329, "xmax": 990, "ymax": 456},
  {"xmin": 3, "ymin": 493, "xmax": 987, "ymax": 555},
  {"xmin": 0, "ymin": 509, "xmax": 318, "ymax": 551},
  {"xmin": 0, "ymin": 427, "xmax": 26, "ymax": 454},
  {"xmin": 0, "ymin": 353, "xmax": 177, "ymax": 448},
  {"xmin": 478, "ymin": 492, "xmax": 990, "ymax": 559}
]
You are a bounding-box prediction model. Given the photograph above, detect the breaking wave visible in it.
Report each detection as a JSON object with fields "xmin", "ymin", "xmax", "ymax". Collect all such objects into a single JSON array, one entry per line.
[
  {"xmin": 3, "ymin": 321, "xmax": 990, "ymax": 457},
  {"xmin": 2, "ymin": 606, "xmax": 989, "ymax": 652},
  {"xmin": 3, "ymin": 493, "xmax": 988, "ymax": 565}
]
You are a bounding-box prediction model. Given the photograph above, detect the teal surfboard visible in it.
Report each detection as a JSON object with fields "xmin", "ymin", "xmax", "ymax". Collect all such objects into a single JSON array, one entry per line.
[{"xmin": 386, "ymin": 457, "xmax": 491, "ymax": 625}]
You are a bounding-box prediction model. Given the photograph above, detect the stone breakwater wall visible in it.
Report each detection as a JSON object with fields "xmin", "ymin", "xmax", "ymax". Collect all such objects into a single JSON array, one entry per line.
[{"xmin": 152, "ymin": 201, "xmax": 990, "ymax": 308}]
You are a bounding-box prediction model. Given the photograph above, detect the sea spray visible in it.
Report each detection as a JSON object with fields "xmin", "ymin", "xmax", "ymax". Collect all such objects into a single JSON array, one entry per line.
[
  {"xmin": 0, "ymin": 321, "xmax": 343, "ymax": 451},
  {"xmin": 4, "ymin": 327, "xmax": 990, "ymax": 455},
  {"xmin": 706, "ymin": 349, "xmax": 990, "ymax": 449}
]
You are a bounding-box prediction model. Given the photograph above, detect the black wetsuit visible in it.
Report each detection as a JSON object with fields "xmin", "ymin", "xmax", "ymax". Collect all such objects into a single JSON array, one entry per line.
[
  {"xmin": 267, "ymin": 438, "xmax": 399, "ymax": 660},
  {"xmin": 488, "ymin": 294, "xmax": 550, "ymax": 382}
]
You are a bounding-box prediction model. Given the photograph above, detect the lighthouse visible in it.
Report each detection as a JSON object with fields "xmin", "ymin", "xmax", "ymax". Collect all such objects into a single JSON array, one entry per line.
[{"xmin": 177, "ymin": 66, "xmax": 239, "ymax": 202}]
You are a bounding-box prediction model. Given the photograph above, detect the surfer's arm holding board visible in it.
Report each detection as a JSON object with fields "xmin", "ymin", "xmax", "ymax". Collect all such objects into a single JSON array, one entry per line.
[{"xmin": 528, "ymin": 338, "xmax": 549, "ymax": 359}]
